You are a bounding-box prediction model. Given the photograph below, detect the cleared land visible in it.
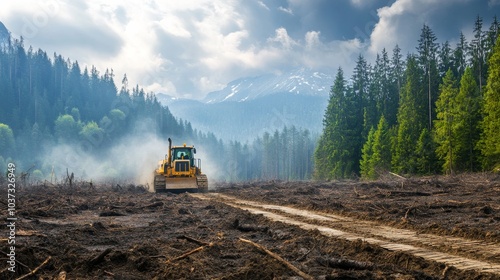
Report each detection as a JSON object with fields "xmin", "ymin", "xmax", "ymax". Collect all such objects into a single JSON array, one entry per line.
[{"xmin": 1, "ymin": 174, "xmax": 499, "ymax": 279}]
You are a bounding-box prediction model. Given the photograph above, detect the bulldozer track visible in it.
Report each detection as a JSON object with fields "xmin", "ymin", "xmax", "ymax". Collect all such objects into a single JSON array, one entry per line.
[{"xmin": 191, "ymin": 193, "xmax": 500, "ymax": 275}]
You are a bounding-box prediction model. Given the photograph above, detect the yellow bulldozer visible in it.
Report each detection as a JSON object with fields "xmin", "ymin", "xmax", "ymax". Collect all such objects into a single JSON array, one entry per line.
[{"xmin": 153, "ymin": 138, "xmax": 208, "ymax": 193}]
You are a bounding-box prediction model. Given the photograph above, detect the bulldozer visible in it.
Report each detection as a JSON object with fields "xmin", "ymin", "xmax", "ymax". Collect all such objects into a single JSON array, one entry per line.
[{"xmin": 153, "ymin": 138, "xmax": 208, "ymax": 193}]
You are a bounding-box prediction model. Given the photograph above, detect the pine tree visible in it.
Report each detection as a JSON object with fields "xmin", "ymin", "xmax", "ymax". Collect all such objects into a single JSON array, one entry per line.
[
  {"xmin": 470, "ymin": 16, "xmax": 487, "ymax": 93},
  {"xmin": 453, "ymin": 32, "xmax": 468, "ymax": 79},
  {"xmin": 315, "ymin": 68, "xmax": 347, "ymax": 179},
  {"xmin": 352, "ymin": 55, "xmax": 375, "ymax": 141},
  {"xmin": 371, "ymin": 115, "xmax": 391, "ymax": 177},
  {"xmin": 391, "ymin": 45, "xmax": 404, "ymax": 96},
  {"xmin": 393, "ymin": 56, "xmax": 424, "ymax": 174},
  {"xmin": 479, "ymin": 33, "xmax": 500, "ymax": 170},
  {"xmin": 439, "ymin": 41, "xmax": 454, "ymax": 78},
  {"xmin": 456, "ymin": 67, "xmax": 481, "ymax": 171},
  {"xmin": 416, "ymin": 24, "xmax": 439, "ymax": 130},
  {"xmin": 315, "ymin": 67, "xmax": 362, "ymax": 179},
  {"xmin": 486, "ymin": 16, "xmax": 499, "ymax": 63},
  {"xmin": 416, "ymin": 128, "xmax": 437, "ymax": 174},
  {"xmin": 434, "ymin": 70, "xmax": 459, "ymax": 174},
  {"xmin": 360, "ymin": 127, "xmax": 375, "ymax": 179}
]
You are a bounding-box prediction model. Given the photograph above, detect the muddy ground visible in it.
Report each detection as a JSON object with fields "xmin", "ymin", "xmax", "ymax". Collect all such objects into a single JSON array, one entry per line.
[
  {"xmin": 0, "ymin": 174, "xmax": 499, "ymax": 279},
  {"xmin": 217, "ymin": 174, "xmax": 500, "ymax": 243}
]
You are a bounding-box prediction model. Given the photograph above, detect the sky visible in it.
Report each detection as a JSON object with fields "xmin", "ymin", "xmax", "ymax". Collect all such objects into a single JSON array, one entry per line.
[{"xmin": 0, "ymin": 0, "xmax": 498, "ymax": 99}]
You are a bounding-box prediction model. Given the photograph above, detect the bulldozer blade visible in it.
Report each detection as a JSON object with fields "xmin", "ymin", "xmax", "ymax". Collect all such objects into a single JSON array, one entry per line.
[{"xmin": 162, "ymin": 177, "xmax": 199, "ymax": 193}]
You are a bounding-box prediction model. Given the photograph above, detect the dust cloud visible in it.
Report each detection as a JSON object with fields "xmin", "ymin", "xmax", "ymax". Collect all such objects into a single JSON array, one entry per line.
[
  {"xmin": 39, "ymin": 121, "xmax": 218, "ymax": 188},
  {"xmin": 40, "ymin": 122, "xmax": 168, "ymax": 186}
]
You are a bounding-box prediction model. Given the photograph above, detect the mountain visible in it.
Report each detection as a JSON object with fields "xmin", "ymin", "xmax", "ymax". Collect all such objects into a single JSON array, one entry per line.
[
  {"xmin": 204, "ymin": 68, "xmax": 332, "ymax": 103},
  {"xmin": 0, "ymin": 21, "xmax": 10, "ymax": 47},
  {"xmin": 160, "ymin": 68, "xmax": 333, "ymax": 141}
]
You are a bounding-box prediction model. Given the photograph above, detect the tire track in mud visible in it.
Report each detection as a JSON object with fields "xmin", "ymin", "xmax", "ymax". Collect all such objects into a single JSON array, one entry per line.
[{"xmin": 191, "ymin": 193, "xmax": 500, "ymax": 275}]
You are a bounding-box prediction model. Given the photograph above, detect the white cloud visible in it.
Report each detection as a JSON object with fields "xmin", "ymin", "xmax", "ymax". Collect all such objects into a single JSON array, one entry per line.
[
  {"xmin": 268, "ymin": 27, "xmax": 297, "ymax": 50},
  {"xmin": 278, "ymin": 6, "xmax": 294, "ymax": 15},
  {"xmin": 305, "ymin": 31, "xmax": 321, "ymax": 50},
  {"xmin": 257, "ymin": 1, "xmax": 270, "ymax": 11},
  {"xmin": 0, "ymin": 0, "xmax": 369, "ymax": 98},
  {"xmin": 368, "ymin": 0, "xmax": 477, "ymax": 56},
  {"xmin": 4, "ymin": 0, "xmax": 486, "ymax": 100},
  {"xmin": 369, "ymin": 0, "xmax": 438, "ymax": 56}
]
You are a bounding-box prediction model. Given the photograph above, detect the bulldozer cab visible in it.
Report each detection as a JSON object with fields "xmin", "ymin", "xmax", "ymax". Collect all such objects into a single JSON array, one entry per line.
[{"xmin": 173, "ymin": 147, "xmax": 194, "ymax": 166}]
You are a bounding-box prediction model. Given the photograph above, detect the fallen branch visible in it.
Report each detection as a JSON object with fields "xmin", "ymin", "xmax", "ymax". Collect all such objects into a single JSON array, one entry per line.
[
  {"xmin": 389, "ymin": 172, "xmax": 406, "ymax": 180},
  {"xmin": 16, "ymin": 256, "xmax": 51, "ymax": 280},
  {"xmin": 239, "ymin": 238, "xmax": 313, "ymax": 280},
  {"xmin": 166, "ymin": 243, "xmax": 213, "ymax": 263},
  {"xmin": 177, "ymin": 235, "xmax": 211, "ymax": 246},
  {"xmin": 88, "ymin": 248, "xmax": 112, "ymax": 266}
]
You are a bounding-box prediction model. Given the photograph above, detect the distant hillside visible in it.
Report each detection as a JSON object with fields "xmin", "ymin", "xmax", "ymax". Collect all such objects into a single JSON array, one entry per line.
[
  {"xmin": 0, "ymin": 21, "xmax": 9, "ymax": 46},
  {"xmin": 160, "ymin": 68, "xmax": 333, "ymax": 141}
]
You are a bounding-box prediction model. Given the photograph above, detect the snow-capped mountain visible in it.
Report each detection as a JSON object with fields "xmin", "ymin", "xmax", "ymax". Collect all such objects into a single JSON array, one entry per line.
[
  {"xmin": 203, "ymin": 68, "xmax": 333, "ymax": 103},
  {"xmin": 160, "ymin": 68, "xmax": 333, "ymax": 141}
]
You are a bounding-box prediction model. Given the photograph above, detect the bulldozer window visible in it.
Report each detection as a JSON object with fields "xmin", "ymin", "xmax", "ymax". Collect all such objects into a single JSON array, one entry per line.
[{"xmin": 174, "ymin": 148, "xmax": 191, "ymax": 160}]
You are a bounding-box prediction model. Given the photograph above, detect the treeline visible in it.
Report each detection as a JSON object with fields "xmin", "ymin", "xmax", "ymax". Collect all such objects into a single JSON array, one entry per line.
[
  {"xmin": 0, "ymin": 36, "xmax": 219, "ymax": 179},
  {"xmin": 0, "ymin": 34, "xmax": 315, "ymax": 182},
  {"xmin": 315, "ymin": 16, "xmax": 500, "ymax": 179},
  {"xmin": 220, "ymin": 126, "xmax": 316, "ymax": 182}
]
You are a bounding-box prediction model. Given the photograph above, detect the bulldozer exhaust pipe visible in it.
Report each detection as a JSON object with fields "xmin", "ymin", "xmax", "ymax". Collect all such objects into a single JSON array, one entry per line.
[{"xmin": 168, "ymin": 138, "xmax": 172, "ymax": 164}]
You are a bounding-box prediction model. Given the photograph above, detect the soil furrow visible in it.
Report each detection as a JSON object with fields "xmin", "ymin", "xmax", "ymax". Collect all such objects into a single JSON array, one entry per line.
[{"xmin": 193, "ymin": 192, "xmax": 500, "ymax": 275}]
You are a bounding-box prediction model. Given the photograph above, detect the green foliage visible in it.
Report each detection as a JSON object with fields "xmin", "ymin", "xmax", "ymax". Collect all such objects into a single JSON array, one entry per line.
[
  {"xmin": 360, "ymin": 116, "xmax": 392, "ymax": 180},
  {"xmin": 416, "ymin": 128, "xmax": 437, "ymax": 174},
  {"xmin": 434, "ymin": 70, "xmax": 460, "ymax": 174},
  {"xmin": 54, "ymin": 115, "xmax": 81, "ymax": 143},
  {"xmin": 79, "ymin": 121, "xmax": 105, "ymax": 148},
  {"xmin": 0, "ymin": 123, "xmax": 15, "ymax": 158},
  {"xmin": 393, "ymin": 57, "xmax": 425, "ymax": 174},
  {"xmin": 456, "ymin": 67, "xmax": 481, "ymax": 171},
  {"xmin": 479, "ymin": 34, "xmax": 500, "ymax": 169},
  {"xmin": 70, "ymin": 107, "xmax": 81, "ymax": 122},
  {"xmin": 360, "ymin": 127, "xmax": 375, "ymax": 179},
  {"xmin": 371, "ymin": 116, "xmax": 392, "ymax": 176},
  {"xmin": 109, "ymin": 109, "xmax": 126, "ymax": 121},
  {"xmin": 315, "ymin": 67, "xmax": 363, "ymax": 179}
]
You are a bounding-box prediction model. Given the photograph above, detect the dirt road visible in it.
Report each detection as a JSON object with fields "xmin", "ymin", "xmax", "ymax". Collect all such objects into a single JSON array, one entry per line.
[{"xmin": 192, "ymin": 192, "xmax": 500, "ymax": 274}]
